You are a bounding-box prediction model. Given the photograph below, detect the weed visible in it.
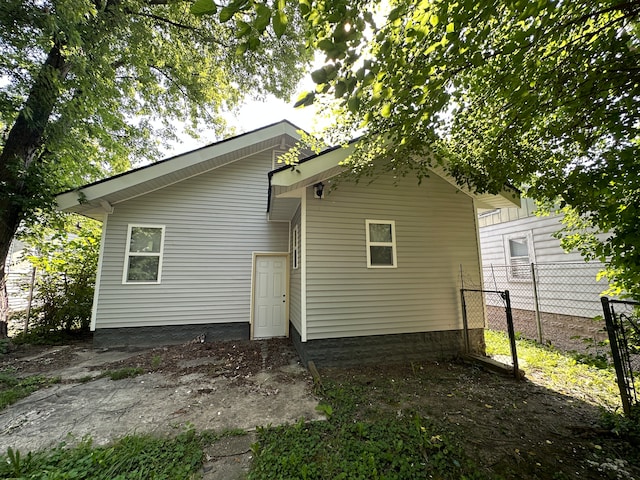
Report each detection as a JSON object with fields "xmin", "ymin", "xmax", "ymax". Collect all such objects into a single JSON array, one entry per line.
[
  {"xmin": 0, "ymin": 338, "xmax": 11, "ymax": 355},
  {"xmin": 0, "ymin": 370, "xmax": 60, "ymax": 410},
  {"xmin": 485, "ymin": 330, "xmax": 620, "ymax": 408},
  {"xmin": 102, "ymin": 367, "xmax": 144, "ymax": 381},
  {"xmin": 0, "ymin": 430, "xmax": 206, "ymax": 479},
  {"xmin": 151, "ymin": 355, "xmax": 162, "ymax": 368},
  {"xmin": 249, "ymin": 380, "xmax": 487, "ymax": 479}
]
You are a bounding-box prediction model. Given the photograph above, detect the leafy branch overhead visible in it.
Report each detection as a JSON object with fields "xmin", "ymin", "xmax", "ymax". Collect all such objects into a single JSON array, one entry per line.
[
  {"xmin": 212, "ymin": 0, "xmax": 640, "ymax": 299},
  {"xmin": 0, "ymin": 0, "xmax": 312, "ymax": 321}
]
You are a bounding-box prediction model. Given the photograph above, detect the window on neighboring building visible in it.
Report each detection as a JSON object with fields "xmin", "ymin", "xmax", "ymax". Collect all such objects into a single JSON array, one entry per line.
[
  {"xmin": 505, "ymin": 232, "xmax": 533, "ymax": 280},
  {"xmin": 366, "ymin": 220, "xmax": 397, "ymax": 268},
  {"xmin": 292, "ymin": 224, "xmax": 299, "ymax": 269},
  {"xmin": 123, "ymin": 225, "xmax": 165, "ymax": 283}
]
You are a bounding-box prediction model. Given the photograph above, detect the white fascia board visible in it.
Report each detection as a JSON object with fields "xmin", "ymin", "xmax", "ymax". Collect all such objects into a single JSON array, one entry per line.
[
  {"xmin": 57, "ymin": 122, "xmax": 300, "ymax": 211},
  {"xmin": 271, "ymin": 143, "xmax": 356, "ymax": 187},
  {"xmin": 428, "ymin": 165, "xmax": 520, "ymax": 209}
]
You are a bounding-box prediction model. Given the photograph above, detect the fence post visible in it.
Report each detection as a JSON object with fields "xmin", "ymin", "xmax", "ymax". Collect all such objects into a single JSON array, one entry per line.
[
  {"xmin": 503, "ymin": 290, "xmax": 520, "ymax": 379},
  {"xmin": 530, "ymin": 263, "xmax": 543, "ymax": 343},
  {"xmin": 460, "ymin": 289, "xmax": 470, "ymax": 353},
  {"xmin": 601, "ymin": 297, "xmax": 632, "ymax": 416}
]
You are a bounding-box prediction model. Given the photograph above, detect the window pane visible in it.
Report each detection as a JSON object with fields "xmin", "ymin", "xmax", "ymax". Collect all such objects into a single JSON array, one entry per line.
[
  {"xmin": 370, "ymin": 246, "xmax": 393, "ymax": 266},
  {"xmin": 369, "ymin": 223, "xmax": 392, "ymax": 243},
  {"xmin": 130, "ymin": 227, "xmax": 162, "ymax": 253},
  {"xmin": 127, "ymin": 256, "xmax": 160, "ymax": 281},
  {"xmin": 509, "ymin": 238, "xmax": 529, "ymax": 257}
]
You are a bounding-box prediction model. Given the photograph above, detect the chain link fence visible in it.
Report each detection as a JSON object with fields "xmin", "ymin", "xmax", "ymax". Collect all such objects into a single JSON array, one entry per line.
[{"xmin": 463, "ymin": 262, "xmax": 610, "ymax": 356}]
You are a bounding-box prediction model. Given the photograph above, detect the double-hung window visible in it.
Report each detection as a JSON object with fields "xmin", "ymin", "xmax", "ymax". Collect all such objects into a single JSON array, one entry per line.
[
  {"xmin": 123, "ymin": 224, "xmax": 165, "ymax": 283},
  {"xmin": 365, "ymin": 220, "xmax": 397, "ymax": 268},
  {"xmin": 504, "ymin": 232, "xmax": 533, "ymax": 280}
]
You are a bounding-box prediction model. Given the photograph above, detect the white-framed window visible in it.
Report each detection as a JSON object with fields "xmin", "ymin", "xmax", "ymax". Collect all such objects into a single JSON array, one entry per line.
[
  {"xmin": 504, "ymin": 231, "xmax": 534, "ymax": 280},
  {"xmin": 123, "ymin": 224, "xmax": 165, "ymax": 284},
  {"xmin": 292, "ymin": 224, "xmax": 300, "ymax": 270},
  {"xmin": 365, "ymin": 219, "xmax": 397, "ymax": 268}
]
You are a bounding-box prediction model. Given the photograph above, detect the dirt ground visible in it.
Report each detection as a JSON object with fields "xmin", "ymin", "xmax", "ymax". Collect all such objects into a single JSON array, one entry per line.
[
  {"xmin": 0, "ymin": 338, "xmax": 323, "ymax": 479},
  {"xmin": 1, "ymin": 337, "xmax": 639, "ymax": 479}
]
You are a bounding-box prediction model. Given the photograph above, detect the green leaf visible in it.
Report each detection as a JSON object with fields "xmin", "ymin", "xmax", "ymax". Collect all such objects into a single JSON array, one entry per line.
[
  {"xmin": 190, "ymin": 0, "xmax": 217, "ymax": 16},
  {"xmin": 335, "ymin": 80, "xmax": 347, "ymax": 98},
  {"xmin": 311, "ymin": 67, "xmax": 327, "ymax": 84},
  {"xmin": 235, "ymin": 21, "xmax": 251, "ymax": 38},
  {"xmin": 254, "ymin": 4, "xmax": 272, "ymax": 32},
  {"xmin": 293, "ymin": 91, "xmax": 315, "ymax": 108},
  {"xmin": 220, "ymin": 6, "xmax": 235, "ymax": 22},
  {"xmin": 273, "ymin": 10, "xmax": 288, "ymax": 38}
]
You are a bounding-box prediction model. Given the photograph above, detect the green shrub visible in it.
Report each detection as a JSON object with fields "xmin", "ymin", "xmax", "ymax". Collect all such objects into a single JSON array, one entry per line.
[{"xmin": 14, "ymin": 215, "xmax": 100, "ymax": 340}]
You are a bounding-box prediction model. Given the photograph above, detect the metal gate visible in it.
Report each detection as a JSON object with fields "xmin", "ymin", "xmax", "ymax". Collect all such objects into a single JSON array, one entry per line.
[
  {"xmin": 461, "ymin": 288, "xmax": 520, "ymax": 378},
  {"xmin": 601, "ymin": 297, "xmax": 639, "ymax": 416}
]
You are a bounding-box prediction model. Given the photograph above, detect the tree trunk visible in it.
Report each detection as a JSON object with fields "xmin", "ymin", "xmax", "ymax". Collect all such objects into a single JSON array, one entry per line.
[{"xmin": 0, "ymin": 43, "xmax": 70, "ymax": 335}]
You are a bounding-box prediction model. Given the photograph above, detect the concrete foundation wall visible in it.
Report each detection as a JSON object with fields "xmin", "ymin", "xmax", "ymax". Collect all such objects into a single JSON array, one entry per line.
[
  {"xmin": 291, "ymin": 323, "xmax": 485, "ymax": 368},
  {"xmin": 93, "ymin": 323, "xmax": 250, "ymax": 348}
]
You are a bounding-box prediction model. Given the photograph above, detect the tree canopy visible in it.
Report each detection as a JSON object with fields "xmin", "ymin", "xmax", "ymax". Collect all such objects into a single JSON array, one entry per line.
[
  {"xmin": 222, "ymin": 0, "xmax": 640, "ymax": 298},
  {"xmin": 0, "ymin": 0, "xmax": 311, "ymax": 295}
]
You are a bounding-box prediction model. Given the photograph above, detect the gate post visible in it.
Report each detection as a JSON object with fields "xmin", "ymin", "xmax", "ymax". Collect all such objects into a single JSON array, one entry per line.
[
  {"xmin": 601, "ymin": 297, "xmax": 632, "ymax": 416},
  {"xmin": 503, "ymin": 290, "xmax": 520, "ymax": 379},
  {"xmin": 531, "ymin": 263, "xmax": 543, "ymax": 343}
]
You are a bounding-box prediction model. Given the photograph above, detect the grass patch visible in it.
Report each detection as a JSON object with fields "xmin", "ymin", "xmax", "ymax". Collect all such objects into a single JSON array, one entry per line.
[
  {"xmin": 0, "ymin": 429, "xmax": 208, "ymax": 479},
  {"xmin": 249, "ymin": 381, "xmax": 487, "ymax": 480},
  {"xmin": 485, "ymin": 329, "xmax": 620, "ymax": 408},
  {"xmin": 102, "ymin": 367, "xmax": 144, "ymax": 381},
  {"xmin": 0, "ymin": 428, "xmax": 246, "ymax": 479},
  {"xmin": 0, "ymin": 369, "xmax": 60, "ymax": 410}
]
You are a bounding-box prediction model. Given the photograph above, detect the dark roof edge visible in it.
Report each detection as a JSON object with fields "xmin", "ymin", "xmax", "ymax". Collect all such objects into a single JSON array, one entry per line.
[{"xmin": 58, "ymin": 119, "xmax": 304, "ymax": 195}]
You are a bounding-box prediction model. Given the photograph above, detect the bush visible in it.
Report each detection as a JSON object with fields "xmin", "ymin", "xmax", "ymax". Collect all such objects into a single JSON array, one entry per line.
[{"xmin": 15, "ymin": 214, "xmax": 100, "ymax": 339}]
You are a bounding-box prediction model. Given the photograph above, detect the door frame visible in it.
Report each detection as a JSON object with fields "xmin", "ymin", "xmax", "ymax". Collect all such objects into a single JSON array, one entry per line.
[{"xmin": 250, "ymin": 252, "xmax": 290, "ymax": 340}]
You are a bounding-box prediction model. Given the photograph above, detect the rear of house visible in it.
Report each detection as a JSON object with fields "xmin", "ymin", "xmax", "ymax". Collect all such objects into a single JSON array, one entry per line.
[{"xmin": 57, "ymin": 121, "xmax": 519, "ymax": 366}]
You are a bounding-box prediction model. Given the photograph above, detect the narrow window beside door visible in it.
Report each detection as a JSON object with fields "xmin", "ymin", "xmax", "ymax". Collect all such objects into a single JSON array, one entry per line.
[
  {"xmin": 292, "ymin": 224, "xmax": 300, "ymax": 270},
  {"xmin": 365, "ymin": 219, "xmax": 397, "ymax": 268},
  {"xmin": 123, "ymin": 224, "xmax": 165, "ymax": 284}
]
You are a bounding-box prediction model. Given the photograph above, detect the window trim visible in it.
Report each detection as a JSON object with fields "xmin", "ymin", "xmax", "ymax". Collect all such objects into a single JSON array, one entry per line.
[
  {"xmin": 503, "ymin": 231, "xmax": 534, "ymax": 282},
  {"xmin": 365, "ymin": 219, "xmax": 397, "ymax": 269},
  {"xmin": 122, "ymin": 224, "xmax": 166, "ymax": 284},
  {"xmin": 292, "ymin": 224, "xmax": 300, "ymax": 270}
]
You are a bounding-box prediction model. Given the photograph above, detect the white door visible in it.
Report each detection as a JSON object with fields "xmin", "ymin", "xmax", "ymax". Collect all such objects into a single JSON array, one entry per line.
[{"xmin": 253, "ymin": 255, "xmax": 287, "ymax": 339}]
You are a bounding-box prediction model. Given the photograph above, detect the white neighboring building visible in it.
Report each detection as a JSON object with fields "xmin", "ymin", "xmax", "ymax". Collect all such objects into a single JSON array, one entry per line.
[
  {"xmin": 478, "ymin": 198, "xmax": 608, "ymax": 319},
  {"xmin": 4, "ymin": 239, "xmax": 32, "ymax": 313}
]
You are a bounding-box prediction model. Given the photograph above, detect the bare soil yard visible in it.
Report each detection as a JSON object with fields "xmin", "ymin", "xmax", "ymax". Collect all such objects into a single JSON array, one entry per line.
[{"xmin": 1, "ymin": 336, "xmax": 639, "ymax": 479}]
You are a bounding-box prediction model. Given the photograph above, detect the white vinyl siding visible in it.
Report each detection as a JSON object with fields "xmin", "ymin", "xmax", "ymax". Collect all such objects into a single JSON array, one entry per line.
[
  {"xmin": 289, "ymin": 206, "xmax": 302, "ymax": 335},
  {"xmin": 479, "ymin": 213, "xmax": 608, "ymax": 317},
  {"xmin": 94, "ymin": 152, "xmax": 288, "ymax": 329},
  {"xmin": 304, "ymin": 173, "xmax": 482, "ymax": 341}
]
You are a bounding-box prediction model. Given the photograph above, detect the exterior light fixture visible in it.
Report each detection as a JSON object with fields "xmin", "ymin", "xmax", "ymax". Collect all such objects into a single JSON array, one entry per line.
[{"xmin": 313, "ymin": 182, "xmax": 324, "ymax": 199}]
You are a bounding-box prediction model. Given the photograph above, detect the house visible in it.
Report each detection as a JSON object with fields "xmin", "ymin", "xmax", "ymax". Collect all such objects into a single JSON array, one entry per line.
[
  {"xmin": 477, "ymin": 199, "xmax": 610, "ymax": 350},
  {"xmin": 478, "ymin": 199, "xmax": 609, "ymax": 319},
  {"xmin": 56, "ymin": 121, "xmax": 519, "ymax": 367}
]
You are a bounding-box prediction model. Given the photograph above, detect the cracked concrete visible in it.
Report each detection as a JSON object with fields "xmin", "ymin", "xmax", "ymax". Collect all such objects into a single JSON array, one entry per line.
[{"xmin": 0, "ymin": 341, "xmax": 324, "ymax": 478}]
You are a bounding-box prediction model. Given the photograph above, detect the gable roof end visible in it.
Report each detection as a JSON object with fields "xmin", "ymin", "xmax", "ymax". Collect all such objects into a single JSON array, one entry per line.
[{"xmin": 57, "ymin": 120, "xmax": 302, "ymax": 219}]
